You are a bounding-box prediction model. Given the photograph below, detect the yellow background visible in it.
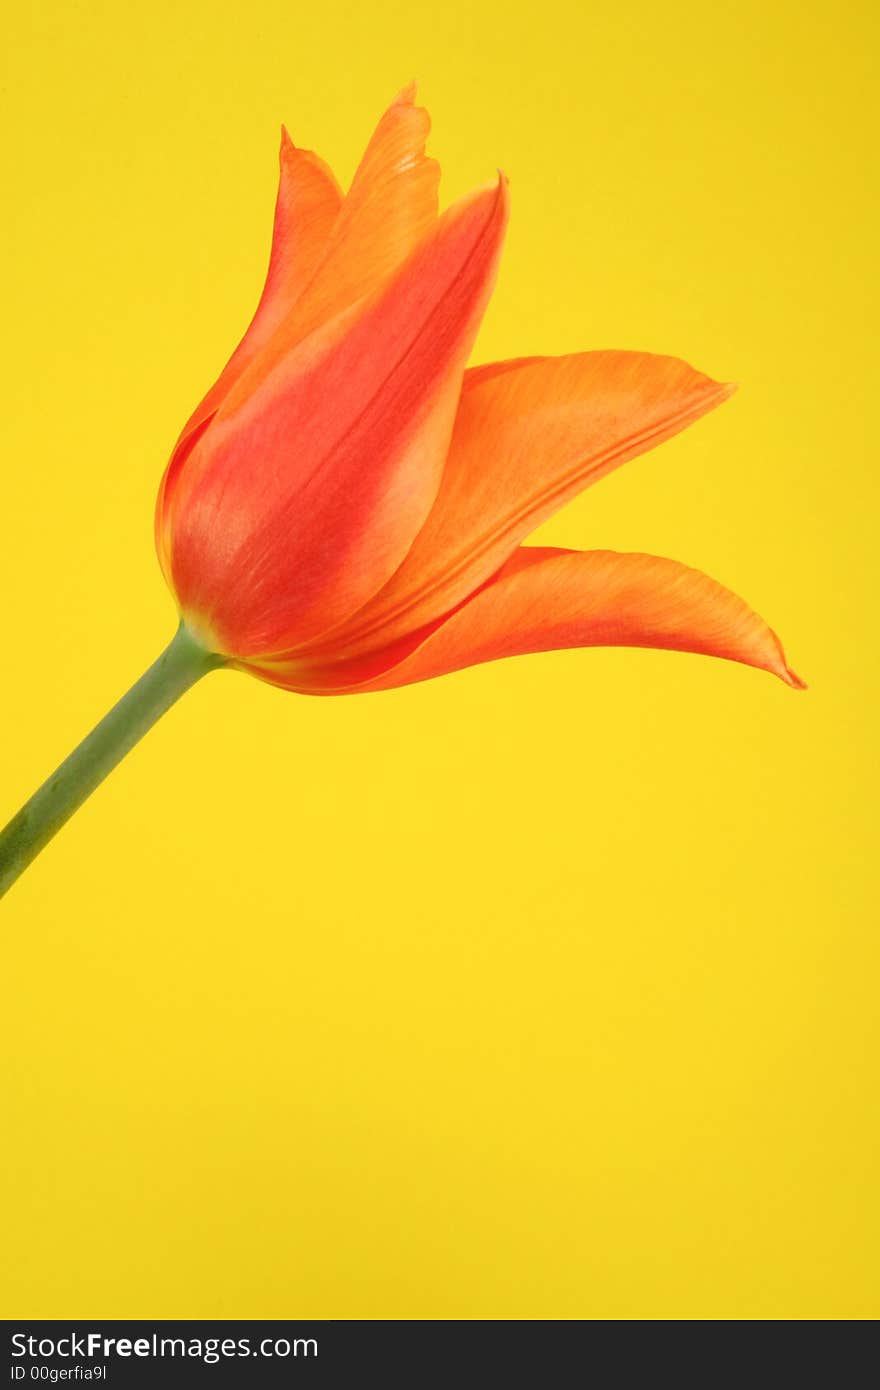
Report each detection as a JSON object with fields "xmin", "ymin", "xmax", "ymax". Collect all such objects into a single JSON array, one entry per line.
[{"xmin": 2, "ymin": 0, "xmax": 877, "ymax": 1320}]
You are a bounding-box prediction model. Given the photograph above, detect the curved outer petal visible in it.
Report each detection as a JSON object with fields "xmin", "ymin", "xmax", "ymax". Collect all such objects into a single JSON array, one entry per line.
[
  {"xmin": 167, "ymin": 177, "xmax": 510, "ymax": 655},
  {"xmin": 259, "ymin": 546, "xmax": 803, "ymax": 693},
  {"xmin": 305, "ymin": 352, "xmax": 736, "ymax": 662},
  {"xmin": 155, "ymin": 136, "xmax": 342, "ymax": 574}
]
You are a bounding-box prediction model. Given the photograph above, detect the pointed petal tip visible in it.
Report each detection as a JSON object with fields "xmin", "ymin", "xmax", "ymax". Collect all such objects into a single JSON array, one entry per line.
[
  {"xmin": 486, "ymin": 171, "xmax": 511, "ymax": 230},
  {"xmin": 767, "ymin": 625, "xmax": 805, "ymax": 689},
  {"xmin": 277, "ymin": 130, "xmax": 340, "ymax": 189},
  {"xmin": 769, "ymin": 634, "xmax": 806, "ymax": 689},
  {"xmin": 491, "ymin": 169, "xmax": 511, "ymax": 210},
  {"xmin": 781, "ymin": 664, "xmax": 808, "ymax": 690},
  {"xmin": 393, "ymin": 81, "xmax": 419, "ymax": 106},
  {"xmin": 390, "ymin": 83, "xmax": 432, "ymax": 138},
  {"xmin": 454, "ymin": 170, "xmax": 510, "ymax": 226},
  {"xmin": 279, "ymin": 124, "xmax": 308, "ymax": 161}
]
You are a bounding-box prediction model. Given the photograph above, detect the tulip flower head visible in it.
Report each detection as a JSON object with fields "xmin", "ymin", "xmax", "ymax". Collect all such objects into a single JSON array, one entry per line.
[
  {"xmin": 0, "ymin": 87, "xmax": 802, "ymax": 899},
  {"xmin": 156, "ymin": 86, "xmax": 802, "ymax": 697}
]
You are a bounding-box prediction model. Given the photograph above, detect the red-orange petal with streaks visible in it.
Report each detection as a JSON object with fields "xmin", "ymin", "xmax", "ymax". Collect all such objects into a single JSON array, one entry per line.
[
  {"xmin": 168, "ymin": 178, "xmax": 509, "ymax": 656},
  {"xmin": 266, "ymin": 547, "xmax": 804, "ymax": 693},
  {"xmin": 309, "ymin": 352, "xmax": 735, "ymax": 662}
]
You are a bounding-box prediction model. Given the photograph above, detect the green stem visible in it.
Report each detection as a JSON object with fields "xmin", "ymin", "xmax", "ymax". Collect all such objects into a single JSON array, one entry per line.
[{"xmin": 0, "ymin": 623, "xmax": 223, "ymax": 900}]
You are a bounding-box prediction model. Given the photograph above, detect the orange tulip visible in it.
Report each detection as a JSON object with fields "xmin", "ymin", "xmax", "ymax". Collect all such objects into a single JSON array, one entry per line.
[
  {"xmin": 0, "ymin": 87, "xmax": 802, "ymax": 899},
  {"xmin": 156, "ymin": 87, "xmax": 801, "ymax": 697}
]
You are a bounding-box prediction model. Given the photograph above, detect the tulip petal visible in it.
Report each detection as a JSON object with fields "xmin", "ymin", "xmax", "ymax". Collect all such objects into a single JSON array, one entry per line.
[
  {"xmin": 315, "ymin": 352, "xmax": 735, "ymax": 658},
  {"xmin": 269, "ymin": 546, "xmax": 803, "ymax": 693},
  {"xmin": 154, "ymin": 135, "xmax": 342, "ymax": 556},
  {"xmin": 168, "ymin": 178, "xmax": 509, "ymax": 655},
  {"xmin": 159, "ymin": 90, "xmax": 438, "ymax": 583},
  {"xmin": 263, "ymin": 84, "xmax": 441, "ymax": 357},
  {"xmin": 177, "ymin": 135, "xmax": 342, "ymax": 449}
]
